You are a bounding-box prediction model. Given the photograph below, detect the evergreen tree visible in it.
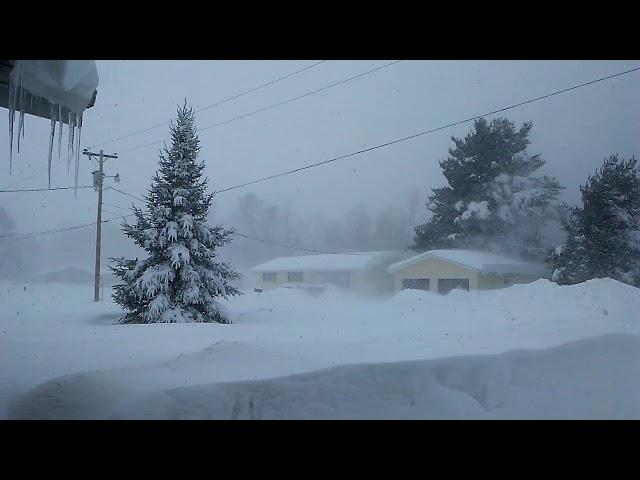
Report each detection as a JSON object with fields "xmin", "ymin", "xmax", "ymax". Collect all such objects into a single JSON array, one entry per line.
[
  {"xmin": 412, "ymin": 117, "xmax": 562, "ymax": 260},
  {"xmin": 550, "ymin": 155, "xmax": 640, "ymax": 287},
  {"xmin": 110, "ymin": 103, "xmax": 240, "ymax": 324}
]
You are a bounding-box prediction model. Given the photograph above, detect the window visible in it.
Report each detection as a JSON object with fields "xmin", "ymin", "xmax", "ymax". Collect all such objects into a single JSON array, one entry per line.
[
  {"xmin": 262, "ymin": 272, "xmax": 276, "ymax": 282},
  {"xmin": 287, "ymin": 272, "xmax": 303, "ymax": 282},
  {"xmin": 438, "ymin": 278, "xmax": 470, "ymax": 295},
  {"xmin": 402, "ymin": 278, "xmax": 430, "ymax": 291}
]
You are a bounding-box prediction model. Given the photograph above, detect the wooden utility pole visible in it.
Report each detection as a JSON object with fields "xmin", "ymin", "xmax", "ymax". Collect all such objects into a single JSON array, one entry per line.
[{"xmin": 82, "ymin": 149, "xmax": 118, "ymax": 302}]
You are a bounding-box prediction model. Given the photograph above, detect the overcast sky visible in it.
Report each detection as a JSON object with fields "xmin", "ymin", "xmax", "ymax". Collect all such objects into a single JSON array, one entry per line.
[{"xmin": 1, "ymin": 60, "xmax": 639, "ymax": 236}]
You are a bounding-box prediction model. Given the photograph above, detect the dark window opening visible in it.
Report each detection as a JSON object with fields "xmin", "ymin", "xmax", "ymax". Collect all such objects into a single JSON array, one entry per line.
[
  {"xmin": 402, "ymin": 278, "xmax": 430, "ymax": 291},
  {"xmin": 262, "ymin": 272, "xmax": 276, "ymax": 282},
  {"xmin": 288, "ymin": 272, "xmax": 303, "ymax": 282},
  {"xmin": 438, "ymin": 278, "xmax": 470, "ymax": 295}
]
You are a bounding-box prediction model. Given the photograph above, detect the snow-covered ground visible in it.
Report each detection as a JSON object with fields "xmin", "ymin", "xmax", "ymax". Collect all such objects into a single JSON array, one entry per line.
[{"xmin": 1, "ymin": 278, "xmax": 639, "ymax": 419}]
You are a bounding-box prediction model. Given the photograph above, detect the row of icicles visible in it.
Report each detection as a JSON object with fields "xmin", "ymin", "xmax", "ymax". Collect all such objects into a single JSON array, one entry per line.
[{"xmin": 7, "ymin": 62, "xmax": 84, "ymax": 195}]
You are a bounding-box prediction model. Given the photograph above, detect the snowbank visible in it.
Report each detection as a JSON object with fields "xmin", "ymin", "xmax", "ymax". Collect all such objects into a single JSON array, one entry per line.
[
  {"xmin": 107, "ymin": 334, "xmax": 640, "ymax": 420},
  {"xmin": 10, "ymin": 334, "xmax": 639, "ymax": 419},
  {"xmin": 1, "ymin": 277, "xmax": 639, "ymax": 419}
]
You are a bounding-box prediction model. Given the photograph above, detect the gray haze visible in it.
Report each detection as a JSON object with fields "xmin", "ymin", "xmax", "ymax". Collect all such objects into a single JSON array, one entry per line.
[{"xmin": 0, "ymin": 60, "xmax": 638, "ymax": 279}]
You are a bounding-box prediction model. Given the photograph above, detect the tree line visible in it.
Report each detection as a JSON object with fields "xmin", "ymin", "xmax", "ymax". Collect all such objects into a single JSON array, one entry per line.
[{"xmin": 411, "ymin": 117, "xmax": 639, "ymax": 288}]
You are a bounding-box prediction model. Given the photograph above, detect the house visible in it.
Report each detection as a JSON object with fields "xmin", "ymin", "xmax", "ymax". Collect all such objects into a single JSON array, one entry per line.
[
  {"xmin": 251, "ymin": 251, "xmax": 405, "ymax": 296},
  {"xmin": 387, "ymin": 249, "xmax": 549, "ymax": 294}
]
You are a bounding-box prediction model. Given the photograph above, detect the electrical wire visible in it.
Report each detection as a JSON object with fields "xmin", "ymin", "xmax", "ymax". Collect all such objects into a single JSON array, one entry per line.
[
  {"xmin": 5, "ymin": 65, "xmax": 638, "ymax": 246},
  {"xmin": 87, "ymin": 61, "xmax": 328, "ymax": 149},
  {"xmin": 0, "ymin": 185, "xmax": 94, "ymax": 193},
  {"xmin": 213, "ymin": 65, "xmax": 640, "ymax": 193},
  {"xmin": 117, "ymin": 61, "xmax": 403, "ymax": 154}
]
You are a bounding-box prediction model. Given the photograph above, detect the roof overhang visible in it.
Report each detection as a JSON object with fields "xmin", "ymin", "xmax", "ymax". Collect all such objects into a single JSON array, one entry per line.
[
  {"xmin": 388, "ymin": 250, "xmax": 549, "ymax": 277},
  {"xmin": 0, "ymin": 60, "xmax": 98, "ymax": 124}
]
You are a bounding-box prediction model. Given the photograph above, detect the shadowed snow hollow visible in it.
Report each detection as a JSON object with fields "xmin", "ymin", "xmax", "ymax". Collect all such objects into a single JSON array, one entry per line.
[{"xmin": 107, "ymin": 334, "xmax": 640, "ymax": 419}]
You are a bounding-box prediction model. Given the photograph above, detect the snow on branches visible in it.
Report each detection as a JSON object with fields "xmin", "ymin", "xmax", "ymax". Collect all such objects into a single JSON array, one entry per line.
[{"xmin": 109, "ymin": 103, "xmax": 240, "ymax": 324}]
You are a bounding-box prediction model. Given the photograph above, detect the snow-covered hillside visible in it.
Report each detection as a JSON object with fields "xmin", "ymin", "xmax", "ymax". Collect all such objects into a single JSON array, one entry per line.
[{"xmin": 1, "ymin": 278, "xmax": 639, "ymax": 419}]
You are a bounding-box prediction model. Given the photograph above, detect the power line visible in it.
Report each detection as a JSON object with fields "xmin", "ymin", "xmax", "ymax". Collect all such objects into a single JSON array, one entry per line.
[
  {"xmin": 3, "ymin": 185, "xmax": 354, "ymax": 254},
  {"xmin": 0, "ymin": 214, "xmax": 135, "ymax": 239},
  {"xmin": 1, "ymin": 220, "xmax": 105, "ymax": 239},
  {"xmin": 87, "ymin": 61, "xmax": 328, "ymax": 149},
  {"xmin": 0, "ymin": 209, "xmax": 346, "ymax": 255},
  {"xmin": 118, "ymin": 61, "xmax": 403, "ymax": 154},
  {"xmin": 5, "ymin": 66, "xmax": 638, "ymax": 244},
  {"xmin": 102, "ymin": 202, "xmax": 132, "ymax": 211},
  {"xmin": 108, "ymin": 187, "xmax": 146, "ymax": 203},
  {"xmin": 214, "ymin": 65, "xmax": 640, "ymax": 194},
  {"xmin": 2, "ymin": 62, "xmax": 329, "ymax": 191},
  {"xmin": 106, "ymin": 187, "xmax": 379, "ymax": 255},
  {"xmin": 3, "ymin": 61, "xmax": 395, "ymax": 190},
  {"xmin": 0, "ymin": 185, "xmax": 94, "ymax": 193}
]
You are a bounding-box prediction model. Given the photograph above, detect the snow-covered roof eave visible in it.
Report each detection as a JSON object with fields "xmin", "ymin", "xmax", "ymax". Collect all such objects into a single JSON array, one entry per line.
[
  {"xmin": 388, "ymin": 250, "xmax": 549, "ymax": 277},
  {"xmin": 0, "ymin": 61, "xmax": 98, "ymax": 123},
  {"xmin": 253, "ymin": 267, "xmax": 366, "ymax": 273},
  {"xmin": 252, "ymin": 262, "xmax": 370, "ymax": 273},
  {"xmin": 252, "ymin": 251, "xmax": 403, "ymax": 273},
  {"xmin": 2, "ymin": 60, "xmax": 100, "ymax": 187},
  {"xmin": 388, "ymin": 252, "xmax": 440, "ymax": 273}
]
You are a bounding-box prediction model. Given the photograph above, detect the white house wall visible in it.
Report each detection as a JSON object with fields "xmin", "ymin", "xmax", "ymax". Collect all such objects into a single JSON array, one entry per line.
[{"xmin": 256, "ymin": 268, "xmax": 395, "ymax": 296}]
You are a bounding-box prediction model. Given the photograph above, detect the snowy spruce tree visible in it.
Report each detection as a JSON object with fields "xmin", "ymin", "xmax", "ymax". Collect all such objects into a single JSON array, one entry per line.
[
  {"xmin": 550, "ymin": 155, "xmax": 640, "ymax": 287},
  {"xmin": 110, "ymin": 103, "xmax": 240, "ymax": 324},
  {"xmin": 412, "ymin": 117, "xmax": 563, "ymax": 260}
]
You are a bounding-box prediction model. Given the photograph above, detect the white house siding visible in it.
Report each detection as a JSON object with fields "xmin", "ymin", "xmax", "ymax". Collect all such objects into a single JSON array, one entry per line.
[
  {"xmin": 257, "ymin": 271, "xmax": 350, "ymax": 291},
  {"xmin": 252, "ymin": 251, "xmax": 405, "ymax": 295},
  {"xmin": 350, "ymin": 269, "xmax": 391, "ymax": 296},
  {"xmin": 257, "ymin": 271, "xmax": 288, "ymax": 291}
]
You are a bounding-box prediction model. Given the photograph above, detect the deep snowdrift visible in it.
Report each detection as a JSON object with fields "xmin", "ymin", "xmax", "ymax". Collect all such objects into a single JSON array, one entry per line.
[
  {"xmin": 109, "ymin": 334, "xmax": 640, "ymax": 420},
  {"xmin": 1, "ymin": 278, "xmax": 639, "ymax": 419}
]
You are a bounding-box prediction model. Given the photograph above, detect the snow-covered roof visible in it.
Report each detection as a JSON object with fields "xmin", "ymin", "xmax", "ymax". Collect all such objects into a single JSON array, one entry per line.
[
  {"xmin": 252, "ymin": 251, "xmax": 402, "ymax": 273},
  {"xmin": 1, "ymin": 60, "xmax": 99, "ymax": 117},
  {"xmin": 2, "ymin": 60, "xmax": 99, "ymax": 185},
  {"xmin": 388, "ymin": 249, "xmax": 549, "ymax": 276}
]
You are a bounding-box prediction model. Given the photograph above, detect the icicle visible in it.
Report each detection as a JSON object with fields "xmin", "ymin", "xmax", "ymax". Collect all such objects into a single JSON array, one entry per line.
[
  {"xmin": 58, "ymin": 105, "xmax": 64, "ymax": 162},
  {"xmin": 70, "ymin": 113, "xmax": 76, "ymax": 170},
  {"xmin": 47, "ymin": 104, "xmax": 56, "ymax": 189},
  {"xmin": 17, "ymin": 86, "xmax": 26, "ymax": 154},
  {"xmin": 7, "ymin": 63, "xmax": 21, "ymax": 174},
  {"xmin": 8, "ymin": 99, "xmax": 14, "ymax": 174},
  {"xmin": 21, "ymin": 90, "xmax": 27, "ymax": 139},
  {"xmin": 67, "ymin": 112, "xmax": 74, "ymax": 171},
  {"xmin": 74, "ymin": 114, "xmax": 82, "ymax": 198},
  {"xmin": 22, "ymin": 101, "xmax": 26, "ymax": 138}
]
